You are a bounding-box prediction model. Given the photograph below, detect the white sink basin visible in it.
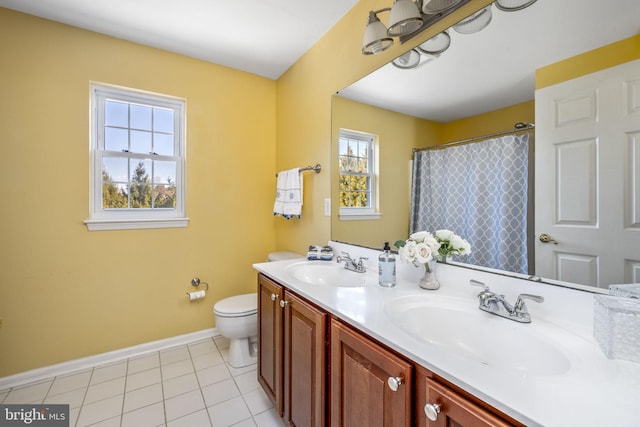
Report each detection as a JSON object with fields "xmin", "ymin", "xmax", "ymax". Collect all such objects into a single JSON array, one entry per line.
[
  {"xmin": 286, "ymin": 261, "xmax": 371, "ymax": 287},
  {"xmin": 384, "ymin": 295, "xmax": 573, "ymax": 376}
]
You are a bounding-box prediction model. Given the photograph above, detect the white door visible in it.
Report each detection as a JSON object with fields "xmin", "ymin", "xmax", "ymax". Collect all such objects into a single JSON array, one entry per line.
[{"xmin": 535, "ymin": 59, "xmax": 640, "ymax": 288}]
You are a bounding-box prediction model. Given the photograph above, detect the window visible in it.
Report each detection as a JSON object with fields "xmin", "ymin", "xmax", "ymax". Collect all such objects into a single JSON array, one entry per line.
[
  {"xmin": 85, "ymin": 83, "xmax": 188, "ymax": 230},
  {"xmin": 338, "ymin": 129, "xmax": 380, "ymax": 220}
]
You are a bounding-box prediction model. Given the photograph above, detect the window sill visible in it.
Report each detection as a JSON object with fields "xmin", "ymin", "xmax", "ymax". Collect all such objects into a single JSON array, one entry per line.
[
  {"xmin": 84, "ymin": 217, "xmax": 190, "ymax": 231},
  {"xmin": 338, "ymin": 212, "xmax": 382, "ymax": 221}
]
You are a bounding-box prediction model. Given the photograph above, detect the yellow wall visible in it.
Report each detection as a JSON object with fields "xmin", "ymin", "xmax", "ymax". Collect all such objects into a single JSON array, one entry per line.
[
  {"xmin": 273, "ymin": 0, "xmax": 493, "ymax": 254},
  {"xmin": 0, "ymin": 8, "xmax": 277, "ymax": 376},
  {"xmin": 536, "ymin": 34, "xmax": 640, "ymax": 89},
  {"xmin": 442, "ymin": 101, "xmax": 535, "ymax": 143},
  {"xmin": 331, "ymin": 97, "xmax": 441, "ymax": 248}
]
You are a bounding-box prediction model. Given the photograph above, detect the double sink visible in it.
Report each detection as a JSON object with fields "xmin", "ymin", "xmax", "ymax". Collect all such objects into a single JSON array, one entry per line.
[{"xmin": 285, "ymin": 261, "xmax": 610, "ymax": 378}]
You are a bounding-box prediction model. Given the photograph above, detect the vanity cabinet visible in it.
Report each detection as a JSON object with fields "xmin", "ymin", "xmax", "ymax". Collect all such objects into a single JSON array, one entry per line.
[
  {"xmin": 415, "ymin": 365, "xmax": 523, "ymax": 427},
  {"xmin": 258, "ymin": 273, "xmax": 522, "ymax": 427},
  {"xmin": 330, "ymin": 318, "xmax": 412, "ymax": 427},
  {"xmin": 257, "ymin": 273, "xmax": 327, "ymax": 426}
]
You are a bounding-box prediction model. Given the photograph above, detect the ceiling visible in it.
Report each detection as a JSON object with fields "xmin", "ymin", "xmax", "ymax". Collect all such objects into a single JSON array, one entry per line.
[
  {"xmin": 2, "ymin": 0, "xmax": 638, "ymax": 120},
  {"xmin": 0, "ymin": 0, "xmax": 359, "ymax": 80},
  {"xmin": 338, "ymin": 0, "xmax": 640, "ymax": 122}
]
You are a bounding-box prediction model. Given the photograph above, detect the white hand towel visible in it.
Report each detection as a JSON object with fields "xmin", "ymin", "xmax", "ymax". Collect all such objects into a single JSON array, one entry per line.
[{"xmin": 274, "ymin": 168, "xmax": 303, "ymax": 219}]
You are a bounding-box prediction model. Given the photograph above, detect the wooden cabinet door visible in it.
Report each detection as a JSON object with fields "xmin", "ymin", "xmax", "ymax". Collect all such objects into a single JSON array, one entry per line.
[
  {"xmin": 415, "ymin": 369, "xmax": 519, "ymax": 427},
  {"xmin": 282, "ymin": 291, "xmax": 327, "ymax": 427},
  {"xmin": 257, "ymin": 274, "xmax": 284, "ymax": 415},
  {"xmin": 330, "ymin": 318, "xmax": 412, "ymax": 427}
]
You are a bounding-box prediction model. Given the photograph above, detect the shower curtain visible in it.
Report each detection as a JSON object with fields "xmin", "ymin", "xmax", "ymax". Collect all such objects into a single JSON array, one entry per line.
[{"xmin": 410, "ymin": 134, "xmax": 530, "ymax": 274}]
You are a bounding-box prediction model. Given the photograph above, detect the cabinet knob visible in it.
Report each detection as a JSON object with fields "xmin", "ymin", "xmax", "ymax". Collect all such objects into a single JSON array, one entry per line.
[
  {"xmin": 270, "ymin": 293, "xmax": 277, "ymax": 301},
  {"xmin": 424, "ymin": 403, "xmax": 441, "ymax": 421},
  {"xmin": 387, "ymin": 376, "xmax": 403, "ymax": 391},
  {"xmin": 279, "ymin": 299, "xmax": 289, "ymax": 308}
]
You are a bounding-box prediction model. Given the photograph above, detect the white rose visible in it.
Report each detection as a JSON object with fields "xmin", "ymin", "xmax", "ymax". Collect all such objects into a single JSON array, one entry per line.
[
  {"xmin": 460, "ymin": 239, "xmax": 471, "ymax": 255},
  {"xmin": 399, "ymin": 240, "xmax": 417, "ymax": 262},
  {"xmin": 450, "ymin": 234, "xmax": 465, "ymax": 250},
  {"xmin": 414, "ymin": 242, "xmax": 433, "ymax": 263},
  {"xmin": 435, "ymin": 229, "xmax": 454, "ymax": 241},
  {"xmin": 425, "ymin": 236, "xmax": 441, "ymax": 253},
  {"xmin": 410, "ymin": 231, "xmax": 433, "ymax": 243}
]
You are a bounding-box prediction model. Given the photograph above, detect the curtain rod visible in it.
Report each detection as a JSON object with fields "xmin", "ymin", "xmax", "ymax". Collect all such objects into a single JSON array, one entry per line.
[{"xmin": 412, "ymin": 122, "xmax": 535, "ymax": 153}]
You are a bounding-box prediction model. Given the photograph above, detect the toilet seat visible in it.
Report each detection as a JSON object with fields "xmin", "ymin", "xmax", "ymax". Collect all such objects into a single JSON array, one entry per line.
[{"xmin": 214, "ymin": 293, "xmax": 257, "ymax": 318}]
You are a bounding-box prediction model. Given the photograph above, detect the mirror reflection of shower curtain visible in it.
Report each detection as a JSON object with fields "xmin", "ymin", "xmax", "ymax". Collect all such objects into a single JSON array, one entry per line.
[{"xmin": 410, "ymin": 134, "xmax": 530, "ymax": 274}]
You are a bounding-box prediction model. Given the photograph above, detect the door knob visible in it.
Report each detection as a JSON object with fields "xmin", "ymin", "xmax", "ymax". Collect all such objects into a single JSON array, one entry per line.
[
  {"xmin": 538, "ymin": 233, "xmax": 558, "ymax": 244},
  {"xmin": 424, "ymin": 403, "xmax": 441, "ymax": 421},
  {"xmin": 387, "ymin": 376, "xmax": 403, "ymax": 391}
]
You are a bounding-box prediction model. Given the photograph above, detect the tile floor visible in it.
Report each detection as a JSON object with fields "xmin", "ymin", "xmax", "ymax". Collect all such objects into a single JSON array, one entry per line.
[{"xmin": 0, "ymin": 336, "xmax": 285, "ymax": 427}]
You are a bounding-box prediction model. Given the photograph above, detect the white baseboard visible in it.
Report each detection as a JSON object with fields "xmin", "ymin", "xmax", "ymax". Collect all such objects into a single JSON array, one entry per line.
[{"xmin": 0, "ymin": 328, "xmax": 219, "ymax": 390}]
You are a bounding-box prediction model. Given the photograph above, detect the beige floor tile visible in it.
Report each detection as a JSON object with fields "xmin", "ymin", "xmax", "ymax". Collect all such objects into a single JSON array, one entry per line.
[
  {"xmin": 208, "ymin": 395, "xmax": 251, "ymax": 427},
  {"xmin": 91, "ymin": 361, "xmax": 127, "ymax": 385},
  {"xmin": 84, "ymin": 377, "xmax": 126, "ymax": 404},
  {"xmin": 76, "ymin": 394, "xmax": 123, "ymax": 427},
  {"xmin": 163, "ymin": 372, "xmax": 199, "ymax": 399},
  {"xmin": 123, "ymin": 382, "xmax": 163, "ymax": 413},
  {"xmin": 201, "ymin": 378, "xmax": 240, "ymax": 407},
  {"xmin": 167, "ymin": 409, "xmax": 212, "ymax": 427},
  {"xmin": 121, "ymin": 401, "xmax": 165, "ymax": 427},
  {"xmin": 125, "ymin": 367, "xmax": 161, "ymax": 392},
  {"xmin": 127, "ymin": 353, "xmax": 160, "ymax": 375},
  {"xmin": 165, "ymin": 389, "xmax": 206, "ymax": 421}
]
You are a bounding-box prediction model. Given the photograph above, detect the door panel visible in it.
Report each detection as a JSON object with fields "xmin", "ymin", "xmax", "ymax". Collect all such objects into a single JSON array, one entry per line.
[{"xmin": 535, "ymin": 59, "xmax": 640, "ymax": 287}]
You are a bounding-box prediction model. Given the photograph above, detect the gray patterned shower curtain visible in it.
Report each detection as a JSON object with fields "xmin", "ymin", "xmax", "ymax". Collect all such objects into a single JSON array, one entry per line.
[{"xmin": 410, "ymin": 134, "xmax": 530, "ymax": 274}]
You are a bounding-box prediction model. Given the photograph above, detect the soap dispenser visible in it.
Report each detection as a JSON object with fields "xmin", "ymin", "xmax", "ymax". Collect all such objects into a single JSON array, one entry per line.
[{"xmin": 378, "ymin": 242, "xmax": 396, "ymax": 287}]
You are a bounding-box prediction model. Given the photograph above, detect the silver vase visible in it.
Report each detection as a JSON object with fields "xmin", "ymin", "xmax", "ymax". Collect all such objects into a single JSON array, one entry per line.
[{"xmin": 419, "ymin": 259, "xmax": 440, "ymax": 290}]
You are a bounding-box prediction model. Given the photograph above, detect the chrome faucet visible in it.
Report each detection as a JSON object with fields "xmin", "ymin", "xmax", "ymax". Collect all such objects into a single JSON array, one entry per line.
[
  {"xmin": 336, "ymin": 251, "xmax": 368, "ymax": 273},
  {"xmin": 469, "ymin": 279, "xmax": 544, "ymax": 323}
]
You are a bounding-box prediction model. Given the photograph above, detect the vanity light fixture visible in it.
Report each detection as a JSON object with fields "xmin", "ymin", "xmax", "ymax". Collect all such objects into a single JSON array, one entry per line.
[
  {"xmin": 422, "ymin": 0, "xmax": 464, "ymax": 14},
  {"xmin": 494, "ymin": 0, "xmax": 537, "ymax": 12},
  {"xmin": 387, "ymin": 0, "xmax": 424, "ymax": 37},
  {"xmin": 392, "ymin": 48, "xmax": 422, "ymax": 69},
  {"xmin": 362, "ymin": 0, "xmax": 424, "ymax": 55},
  {"xmin": 452, "ymin": 5, "xmax": 492, "ymax": 34},
  {"xmin": 417, "ymin": 30, "xmax": 451, "ymax": 55},
  {"xmin": 362, "ymin": 0, "xmax": 469, "ymax": 56},
  {"xmin": 362, "ymin": 9, "xmax": 395, "ymax": 55}
]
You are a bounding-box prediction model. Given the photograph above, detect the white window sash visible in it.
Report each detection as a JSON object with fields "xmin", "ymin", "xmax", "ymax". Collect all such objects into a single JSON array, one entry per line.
[{"xmin": 87, "ymin": 82, "xmax": 187, "ymax": 230}]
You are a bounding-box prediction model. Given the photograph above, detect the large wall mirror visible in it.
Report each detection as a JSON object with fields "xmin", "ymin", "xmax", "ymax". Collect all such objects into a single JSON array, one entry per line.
[{"xmin": 331, "ymin": 0, "xmax": 640, "ymax": 291}]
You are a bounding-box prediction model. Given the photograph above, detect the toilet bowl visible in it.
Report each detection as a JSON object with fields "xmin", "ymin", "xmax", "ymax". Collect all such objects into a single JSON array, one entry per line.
[
  {"xmin": 213, "ymin": 251, "xmax": 304, "ymax": 368},
  {"xmin": 214, "ymin": 293, "xmax": 258, "ymax": 368}
]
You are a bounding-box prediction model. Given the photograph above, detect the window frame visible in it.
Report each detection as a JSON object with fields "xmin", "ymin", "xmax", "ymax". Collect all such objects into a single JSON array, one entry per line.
[
  {"xmin": 338, "ymin": 129, "xmax": 381, "ymax": 221},
  {"xmin": 85, "ymin": 82, "xmax": 188, "ymax": 231}
]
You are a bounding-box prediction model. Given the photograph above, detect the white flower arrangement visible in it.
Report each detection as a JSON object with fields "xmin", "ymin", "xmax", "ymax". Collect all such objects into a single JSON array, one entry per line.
[{"xmin": 395, "ymin": 229, "xmax": 471, "ymax": 266}]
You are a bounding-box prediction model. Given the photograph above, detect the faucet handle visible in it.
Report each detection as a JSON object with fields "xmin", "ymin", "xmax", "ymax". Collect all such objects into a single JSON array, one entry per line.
[
  {"xmin": 514, "ymin": 293, "xmax": 544, "ymax": 313},
  {"xmin": 337, "ymin": 251, "xmax": 351, "ymax": 263},
  {"xmin": 469, "ymin": 279, "xmax": 490, "ymax": 291}
]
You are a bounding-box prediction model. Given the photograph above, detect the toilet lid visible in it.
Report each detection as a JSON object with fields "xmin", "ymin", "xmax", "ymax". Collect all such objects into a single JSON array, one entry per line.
[{"xmin": 214, "ymin": 293, "xmax": 257, "ymax": 317}]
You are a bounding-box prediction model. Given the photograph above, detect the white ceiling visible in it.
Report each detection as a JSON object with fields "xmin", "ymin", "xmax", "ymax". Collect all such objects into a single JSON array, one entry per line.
[
  {"xmin": 338, "ymin": 0, "xmax": 640, "ymax": 122},
  {"xmin": 2, "ymin": 0, "xmax": 638, "ymax": 121},
  {"xmin": 0, "ymin": 0, "xmax": 359, "ymax": 80}
]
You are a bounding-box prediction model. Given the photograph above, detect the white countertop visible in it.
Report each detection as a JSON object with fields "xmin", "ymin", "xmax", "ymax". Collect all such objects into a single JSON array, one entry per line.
[{"xmin": 253, "ymin": 242, "xmax": 640, "ymax": 427}]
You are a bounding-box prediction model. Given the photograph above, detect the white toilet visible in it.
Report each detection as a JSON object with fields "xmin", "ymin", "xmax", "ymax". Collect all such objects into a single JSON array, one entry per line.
[{"xmin": 213, "ymin": 251, "xmax": 303, "ymax": 368}]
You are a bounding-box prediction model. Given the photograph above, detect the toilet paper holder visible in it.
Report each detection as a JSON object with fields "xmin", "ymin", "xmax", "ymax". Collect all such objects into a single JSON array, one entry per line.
[
  {"xmin": 190, "ymin": 277, "xmax": 209, "ymax": 290},
  {"xmin": 186, "ymin": 277, "xmax": 209, "ymax": 299}
]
